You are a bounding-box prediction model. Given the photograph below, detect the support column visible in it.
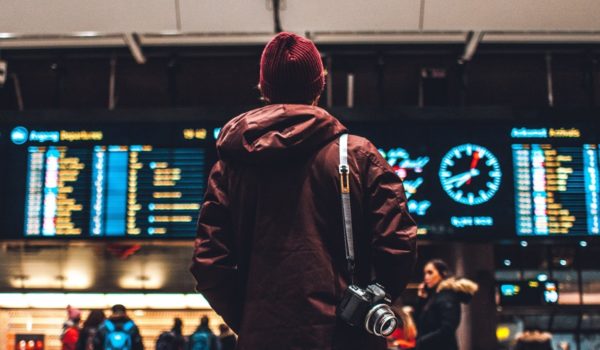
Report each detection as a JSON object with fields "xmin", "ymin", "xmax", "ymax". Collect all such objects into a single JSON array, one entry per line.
[{"xmin": 453, "ymin": 243, "xmax": 497, "ymax": 350}]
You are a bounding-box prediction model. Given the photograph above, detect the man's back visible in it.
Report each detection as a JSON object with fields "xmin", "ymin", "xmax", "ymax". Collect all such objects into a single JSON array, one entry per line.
[
  {"xmin": 94, "ymin": 317, "xmax": 143, "ymax": 350},
  {"xmin": 191, "ymin": 104, "xmax": 417, "ymax": 350}
]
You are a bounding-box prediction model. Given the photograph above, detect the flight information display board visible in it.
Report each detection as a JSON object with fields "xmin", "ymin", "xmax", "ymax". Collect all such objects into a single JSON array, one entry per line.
[
  {"xmin": 0, "ymin": 124, "xmax": 216, "ymax": 239},
  {"xmin": 367, "ymin": 122, "xmax": 511, "ymax": 237},
  {"xmin": 0, "ymin": 119, "xmax": 598, "ymax": 239},
  {"xmin": 510, "ymin": 128, "xmax": 600, "ymax": 236},
  {"xmin": 360, "ymin": 123, "xmax": 598, "ymax": 237},
  {"xmin": 513, "ymin": 144, "xmax": 592, "ymax": 235}
]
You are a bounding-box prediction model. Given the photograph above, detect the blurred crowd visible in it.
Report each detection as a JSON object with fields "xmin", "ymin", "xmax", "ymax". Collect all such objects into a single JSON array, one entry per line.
[{"xmin": 60, "ymin": 305, "xmax": 235, "ymax": 350}]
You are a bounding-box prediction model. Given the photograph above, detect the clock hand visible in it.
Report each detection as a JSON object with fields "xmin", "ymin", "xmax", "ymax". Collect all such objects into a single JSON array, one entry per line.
[
  {"xmin": 467, "ymin": 151, "xmax": 480, "ymax": 185},
  {"xmin": 446, "ymin": 171, "xmax": 473, "ymax": 185},
  {"xmin": 452, "ymin": 169, "xmax": 481, "ymax": 188}
]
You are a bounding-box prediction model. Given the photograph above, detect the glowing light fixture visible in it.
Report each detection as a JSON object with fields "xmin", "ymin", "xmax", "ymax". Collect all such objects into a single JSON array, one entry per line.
[{"xmin": 0, "ymin": 293, "xmax": 210, "ymax": 309}]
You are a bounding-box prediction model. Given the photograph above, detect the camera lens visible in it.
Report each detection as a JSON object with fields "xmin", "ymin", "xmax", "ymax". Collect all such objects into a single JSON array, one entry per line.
[
  {"xmin": 378, "ymin": 314, "xmax": 398, "ymax": 337},
  {"xmin": 364, "ymin": 304, "xmax": 398, "ymax": 337}
]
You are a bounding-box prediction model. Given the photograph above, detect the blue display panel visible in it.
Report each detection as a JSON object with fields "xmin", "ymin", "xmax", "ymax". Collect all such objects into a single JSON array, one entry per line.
[
  {"xmin": 584, "ymin": 145, "xmax": 600, "ymax": 235},
  {"xmin": 512, "ymin": 144, "xmax": 590, "ymax": 236},
  {"xmin": 373, "ymin": 122, "xmax": 512, "ymax": 236},
  {"xmin": 1, "ymin": 120, "xmax": 599, "ymax": 239},
  {"xmin": 4, "ymin": 124, "xmax": 215, "ymax": 239},
  {"xmin": 510, "ymin": 127, "xmax": 600, "ymax": 236},
  {"xmin": 498, "ymin": 280, "xmax": 559, "ymax": 306},
  {"xmin": 371, "ymin": 124, "xmax": 598, "ymax": 237}
]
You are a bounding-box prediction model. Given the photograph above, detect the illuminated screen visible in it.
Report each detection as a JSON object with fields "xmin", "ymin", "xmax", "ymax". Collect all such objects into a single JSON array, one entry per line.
[
  {"xmin": 513, "ymin": 143, "xmax": 599, "ymax": 236},
  {"xmin": 0, "ymin": 118, "xmax": 598, "ymax": 239},
  {"xmin": 0, "ymin": 124, "xmax": 216, "ymax": 239},
  {"xmin": 498, "ymin": 280, "xmax": 559, "ymax": 306},
  {"xmin": 359, "ymin": 121, "xmax": 512, "ymax": 237},
  {"xmin": 357, "ymin": 123, "xmax": 598, "ymax": 237}
]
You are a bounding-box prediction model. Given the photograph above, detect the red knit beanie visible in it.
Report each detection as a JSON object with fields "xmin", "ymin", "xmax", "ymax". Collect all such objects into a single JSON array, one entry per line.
[{"xmin": 259, "ymin": 32, "xmax": 325, "ymax": 104}]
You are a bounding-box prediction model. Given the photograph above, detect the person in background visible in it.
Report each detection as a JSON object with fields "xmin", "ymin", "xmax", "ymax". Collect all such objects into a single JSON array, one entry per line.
[
  {"xmin": 188, "ymin": 316, "xmax": 220, "ymax": 350},
  {"xmin": 388, "ymin": 306, "xmax": 417, "ymax": 350},
  {"xmin": 190, "ymin": 31, "xmax": 417, "ymax": 350},
  {"xmin": 94, "ymin": 304, "xmax": 144, "ymax": 350},
  {"xmin": 513, "ymin": 330, "xmax": 553, "ymax": 350},
  {"xmin": 415, "ymin": 259, "xmax": 478, "ymax": 350},
  {"xmin": 217, "ymin": 324, "xmax": 235, "ymax": 350},
  {"xmin": 77, "ymin": 310, "xmax": 106, "ymax": 350},
  {"xmin": 156, "ymin": 318, "xmax": 186, "ymax": 350},
  {"xmin": 61, "ymin": 306, "xmax": 81, "ymax": 350}
]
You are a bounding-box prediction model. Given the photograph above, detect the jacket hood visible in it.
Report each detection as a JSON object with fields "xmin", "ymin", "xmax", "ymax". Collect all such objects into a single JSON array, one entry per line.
[
  {"xmin": 516, "ymin": 331, "xmax": 553, "ymax": 343},
  {"xmin": 217, "ymin": 104, "xmax": 347, "ymax": 163},
  {"xmin": 437, "ymin": 277, "xmax": 479, "ymax": 304}
]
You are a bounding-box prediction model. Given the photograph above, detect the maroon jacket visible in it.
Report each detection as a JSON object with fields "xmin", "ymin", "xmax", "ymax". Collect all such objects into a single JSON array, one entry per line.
[{"xmin": 191, "ymin": 104, "xmax": 417, "ymax": 350}]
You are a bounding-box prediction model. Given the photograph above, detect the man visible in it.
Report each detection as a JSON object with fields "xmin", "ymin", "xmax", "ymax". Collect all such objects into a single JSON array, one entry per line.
[
  {"xmin": 94, "ymin": 305, "xmax": 143, "ymax": 350},
  {"xmin": 190, "ymin": 32, "xmax": 417, "ymax": 349},
  {"xmin": 156, "ymin": 318, "xmax": 186, "ymax": 350},
  {"xmin": 217, "ymin": 324, "xmax": 236, "ymax": 350},
  {"xmin": 188, "ymin": 316, "xmax": 220, "ymax": 350}
]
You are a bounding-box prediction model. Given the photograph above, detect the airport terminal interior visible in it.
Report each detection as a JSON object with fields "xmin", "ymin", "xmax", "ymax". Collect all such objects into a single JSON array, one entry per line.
[{"xmin": 1, "ymin": 1, "xmax": 600, "ymax": 350}]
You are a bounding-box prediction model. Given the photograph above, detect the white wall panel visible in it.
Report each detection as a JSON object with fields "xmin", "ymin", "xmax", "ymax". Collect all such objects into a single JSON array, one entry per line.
[
  {"xmin": 281, "ymin": 0, "xmax": 421, "ymax": 33},
  {"xmin": 424, "ymin": 0, "xmax": 600, "ymax": 31},
  {"xmin": 0, "ymin": 0, "xmax": 177, "ymax": 34},
  {"xmin": 179, "ymin": 0, "xmax": 273, "ymax": 32}
]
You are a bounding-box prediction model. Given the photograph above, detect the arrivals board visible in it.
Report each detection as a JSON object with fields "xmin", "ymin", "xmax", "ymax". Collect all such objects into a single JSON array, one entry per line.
[{"xmin": 359, "ymin": 123, "xmax": 597, "ymax": 237}]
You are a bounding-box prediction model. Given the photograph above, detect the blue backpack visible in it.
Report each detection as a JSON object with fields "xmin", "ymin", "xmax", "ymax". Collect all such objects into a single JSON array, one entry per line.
[
  {"xmin": 189, "ymin": 331, "xmax": 211, "ymax": 350},
  {"xmin": 104, "ymin": 320, "xmax": 135, "ymax": 350}
]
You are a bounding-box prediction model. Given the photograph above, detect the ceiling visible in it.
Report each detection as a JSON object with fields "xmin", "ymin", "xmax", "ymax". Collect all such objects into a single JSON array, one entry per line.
[{"xmin": 1, "ymin": 0, "xmax": 600, "ymax": 48}]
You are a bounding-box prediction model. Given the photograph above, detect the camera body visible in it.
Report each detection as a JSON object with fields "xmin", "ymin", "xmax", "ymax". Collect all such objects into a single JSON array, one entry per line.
[{"xmin": 337, "ymin": 283, "xmax": 398, "ymax": 337}]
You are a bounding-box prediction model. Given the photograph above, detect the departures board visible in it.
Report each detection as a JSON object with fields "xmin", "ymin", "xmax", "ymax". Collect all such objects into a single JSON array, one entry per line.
[
  {"xmin": 0, "ymin": 120, "xmax": 598, "ymax": 239},
  {"xmin": 0, "ymin": 124, "xmax": 217, "ymax": 239}
]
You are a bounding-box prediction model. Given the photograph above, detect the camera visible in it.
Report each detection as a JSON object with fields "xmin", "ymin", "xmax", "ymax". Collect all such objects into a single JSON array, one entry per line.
[{"xmin": 337, "ymin": 283, "xmax": 398, "ymax": 337}]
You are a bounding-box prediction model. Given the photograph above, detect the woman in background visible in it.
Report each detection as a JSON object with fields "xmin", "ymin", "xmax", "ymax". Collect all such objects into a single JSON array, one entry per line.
[
  {"xmin": 415, "ymin": 259, "xmax": 478, "ymax": 350},
  {"xmin": 76, "ymin": 310, "xmax": 106, "ymax": 350}
]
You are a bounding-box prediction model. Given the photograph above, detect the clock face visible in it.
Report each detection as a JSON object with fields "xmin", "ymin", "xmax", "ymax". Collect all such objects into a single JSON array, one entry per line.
[{"xmin": 439, "ymin": 144, "xmax": 502, "ymax": 206}]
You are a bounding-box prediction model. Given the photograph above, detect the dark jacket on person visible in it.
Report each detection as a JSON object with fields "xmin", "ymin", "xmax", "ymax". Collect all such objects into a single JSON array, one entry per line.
[
  {"xmin": 77, "ymin": 326, "xmax": 100, "ymax": 350},
  {"xmin": 188, "ymin": 327, "xmax": 220, "ymax": 350},
  {"xmin": 514, "ymin": 331, "xmax": 553, "ymax": 350},
  {"xmin": 93, "ymin": 315, "xmax": 144, "ymax": 350},
  {"xmin": 415, "ymin": 278, "xmax": 479, "ymax": 350},
  {"xmin": 171, "ymin": 331, "xmax": 186, "ymax": 350},
  {"xmin": 156, "ymin": 329, "xmax": 186, "ymax": 350},
  {"xmin": 190, "ymin": 104, "xmax": 417, "ymax": 350},
  {"xmin": 218, "ymin": 332, "xmax": 236, "ymax": 350}
]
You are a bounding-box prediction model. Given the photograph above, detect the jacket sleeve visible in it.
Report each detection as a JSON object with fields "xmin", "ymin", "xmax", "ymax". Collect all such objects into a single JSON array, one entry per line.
[
  {"xmin": 93, "ymin": 328, "xmax": 104, "ymax": 350},
  {"xmin": 416, "ymin": 293, "xmax": 461, "ymax": 348},
  {"xmin": 189, "ymin": 160, "xmax": 241, "ymax": 332},
  {"xmin": 131, "ymin": 325, "xmax": 144, "ymax": 350},
  {"xmin": 361, "ymin": 141, "xmax": 418, "ymax": 299}
]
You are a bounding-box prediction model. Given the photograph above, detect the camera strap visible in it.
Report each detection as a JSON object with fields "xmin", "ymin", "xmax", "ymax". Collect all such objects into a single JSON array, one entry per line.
[{"xmin": 338, "ymin": 133, "xmax": 356, "ymax": 283}]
